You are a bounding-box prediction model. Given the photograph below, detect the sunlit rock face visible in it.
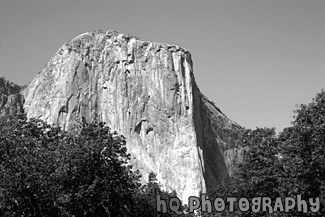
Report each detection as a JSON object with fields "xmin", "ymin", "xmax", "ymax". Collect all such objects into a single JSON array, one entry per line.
[
  {"xmin": 22, "ymin": 30, "xmax": 241, "ymax": 202},
  {"xmin": 0, "ymin": 77, "xmax": 24, "ymax": 118}
]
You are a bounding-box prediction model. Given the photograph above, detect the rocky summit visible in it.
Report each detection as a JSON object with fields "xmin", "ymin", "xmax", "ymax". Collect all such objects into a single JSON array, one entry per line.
[{"xmin": 3, "ymin": 30, "xmax": 242, "ymax": 202}]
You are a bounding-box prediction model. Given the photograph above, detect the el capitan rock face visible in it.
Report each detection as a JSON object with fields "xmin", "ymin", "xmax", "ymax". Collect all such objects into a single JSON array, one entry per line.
[{"xmin": 20, "ymin": 30, "xmax": 241, "ymax": 202}]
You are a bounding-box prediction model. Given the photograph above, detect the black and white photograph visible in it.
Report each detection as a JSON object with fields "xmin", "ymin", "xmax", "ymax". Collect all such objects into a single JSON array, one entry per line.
[{"xmin": 0, "ymin": 0, "xmax": 324, "ymax": 216}]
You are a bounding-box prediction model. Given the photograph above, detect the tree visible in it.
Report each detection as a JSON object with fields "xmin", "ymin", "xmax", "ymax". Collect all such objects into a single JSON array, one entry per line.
[
  {"xmin": 55, "ymin": 122, "xmax": 142, "ymax": 216},
  {"xmin": 0, "ymin": 116, "xmax": 141, "ymax": 216},
  {"xmin": 0, "ymin": 116, "xmax": 64, "ymax": 216},
  {"xmin": 132, "ymin": 172, "xmax": 190, "ymax": 217},
  {"xmin": 0, "ymin": 115, "xmax": 191, "ymax": 217},
  {"xmin": 210, "ymin": 127, "xmax": 286, "ymax": 216},
  {"xmin": 279, "ymin": 91, "xmax": 325, "ymax": 216},
  {"xmin": 240, "ymin": 128, "xmax": 285, "ymax": 200},
  {"xmin": 210, "ymin": 91, "xmax": 325, "ymax": 216}
]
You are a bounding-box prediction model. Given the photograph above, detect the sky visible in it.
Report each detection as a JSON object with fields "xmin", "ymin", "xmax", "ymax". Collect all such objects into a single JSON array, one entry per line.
[{"xmin": 0, "ymin": 0, "xmax": 324, "ymax": 132}]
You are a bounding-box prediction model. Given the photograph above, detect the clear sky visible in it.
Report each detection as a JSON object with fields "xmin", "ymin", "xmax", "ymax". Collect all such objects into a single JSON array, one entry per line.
[{"xmin": 1, "ymin": 0, "xmax": 324, "ymax": 132}]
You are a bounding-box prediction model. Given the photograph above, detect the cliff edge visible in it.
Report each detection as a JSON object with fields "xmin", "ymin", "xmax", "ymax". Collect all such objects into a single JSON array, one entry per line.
[{"xmin": 17, "ymin": 30, "xmax": 241, "ymax": 202}]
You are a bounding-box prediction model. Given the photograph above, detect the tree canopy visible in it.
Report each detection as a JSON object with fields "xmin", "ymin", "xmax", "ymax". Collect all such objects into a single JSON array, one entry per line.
[
  {"xmin": 210, "ymin": 91, "xmax": 325, "ymax": 216},
  {"xmin": 0, "ymin": 116, "xmax": 185, "ymax": 216},
  {"xmin": 1, "ymin": 91, "xmax": 325, "ymax": 216}
]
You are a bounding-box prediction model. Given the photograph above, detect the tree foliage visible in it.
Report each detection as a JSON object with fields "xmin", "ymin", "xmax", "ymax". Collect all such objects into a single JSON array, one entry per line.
[
  {"xmin": 210, "ymin": 91, "xmax": 325, "ymax": 216},
  {"xmin": 2, "ymin": 91, "xmax": 325, "ymax": 216},
  {"xmin": 209, "ymin": 127, "xmax": 285, "ymax": 217},
  {"xmin": 0, "ymin": 116, "xmax": 182, "ymax": 216},
  {"xmin": 278, "ymin": 91, "xmax": 325, "ymax": 215}
]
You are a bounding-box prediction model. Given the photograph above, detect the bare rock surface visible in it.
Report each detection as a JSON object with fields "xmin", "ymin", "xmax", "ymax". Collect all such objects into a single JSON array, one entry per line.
[
  {"xmin": 0, "ymin": 77, "xmax": 24, "ymax": 118},
  {"xmin": 20, "ymin": 30, "xmax": 241, "ymax": 202}
]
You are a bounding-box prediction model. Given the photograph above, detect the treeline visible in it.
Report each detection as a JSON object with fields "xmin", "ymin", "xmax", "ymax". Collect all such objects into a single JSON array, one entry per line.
[
  {"xmin": 0, "ymin": 116, "xmax": 191, "ymax": 216},
  {"xmin": 1, "ymin": 91, "xmax": 325, "ymax": 216},
  {"xmin": 208, "ymin": 91, "xmax": 325, "ymax": 216}
]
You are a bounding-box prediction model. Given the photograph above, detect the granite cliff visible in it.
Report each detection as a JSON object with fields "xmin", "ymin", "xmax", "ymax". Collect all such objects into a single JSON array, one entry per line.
[
  {"xmin": 3, "ymin": 30, "xmax": 241, "ymax": 202},
  {"xmin": 0, "ymin": 77, "xmax": 24, "ymax": 118}
]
